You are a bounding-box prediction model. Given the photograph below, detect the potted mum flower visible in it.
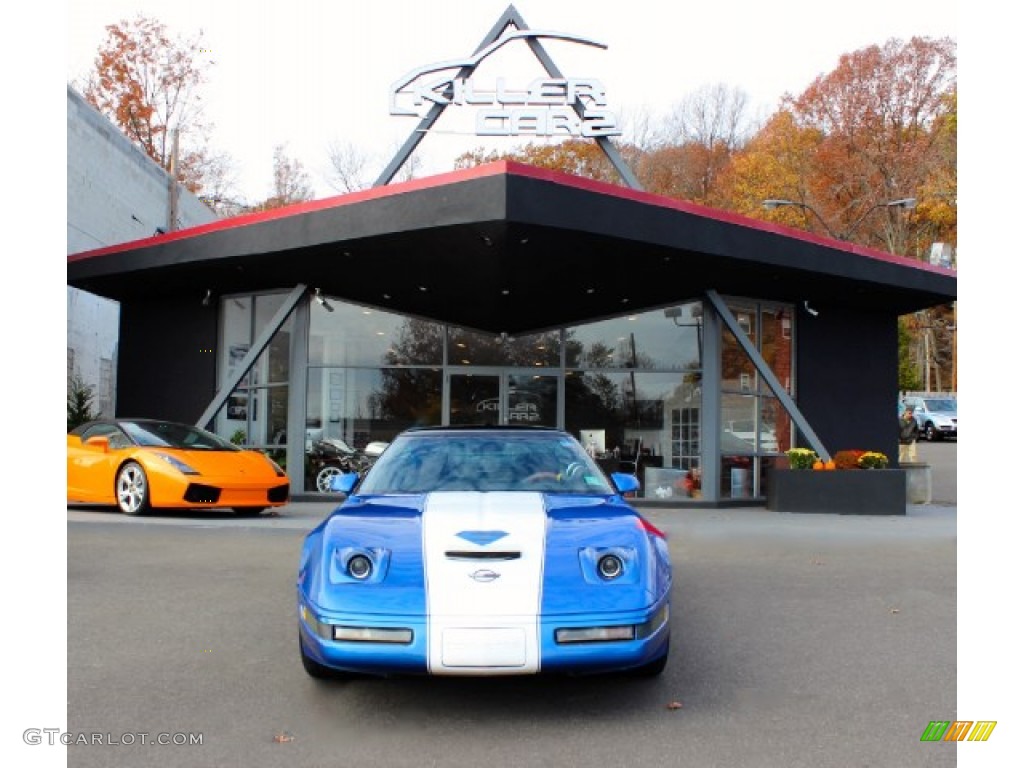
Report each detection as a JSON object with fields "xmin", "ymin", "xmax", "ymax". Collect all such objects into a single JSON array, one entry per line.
[
  {"xmin": 769, "ymin": 447, "xmax": 904, "ymax": 515},
  {"xmin": 785, "ymin": 447, "xmax": 819, "ymax": 470},
  {"xmin": 857, "ymin": 451, "xmax": 889, "ymax": 470}
]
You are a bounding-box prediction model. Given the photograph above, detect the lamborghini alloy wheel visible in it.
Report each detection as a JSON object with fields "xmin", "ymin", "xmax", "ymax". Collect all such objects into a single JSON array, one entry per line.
[{"xmin": 116, "ymin": 461, "xmax": 150, "ymax": 516}]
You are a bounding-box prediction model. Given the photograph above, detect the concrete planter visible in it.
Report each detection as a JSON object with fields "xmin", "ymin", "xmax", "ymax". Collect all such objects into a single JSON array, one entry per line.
[
  {"xmin": 901, "ymin": 462, "xmax": 933, "ymax": 504},
  {"xmin": 766, "ymin": 468, "xmax": 906, "ymax": 515}
]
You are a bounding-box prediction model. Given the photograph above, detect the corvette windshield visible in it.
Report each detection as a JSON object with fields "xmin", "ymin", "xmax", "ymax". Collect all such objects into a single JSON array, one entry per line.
[
  {"xmin": 123, "ymin": 421, "xmax": 239, "ymax": 451},
  {"xmin": 358, "ymin": 432, "xmax": 614, "ymax": 494}
]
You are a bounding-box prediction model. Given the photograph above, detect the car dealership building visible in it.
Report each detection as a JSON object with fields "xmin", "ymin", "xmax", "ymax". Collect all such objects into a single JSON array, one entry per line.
[{"xmin": 66, "ymin": 7, "xmax": 956, "ymax": 504}]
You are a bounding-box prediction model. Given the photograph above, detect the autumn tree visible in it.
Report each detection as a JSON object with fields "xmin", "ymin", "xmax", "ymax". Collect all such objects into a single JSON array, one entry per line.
[
  {"xmin": 639, "ymin": 84, "xmax": 753, "ymax": 204},
  {"xmin": 454, "ymin": 138, "xmax": 626, "ymax": 185},
  {"xmin": 247, "ymin": 145, "xmax": 314, "ymax": 212},
  {"xmin": 83, "ymin": 14, "xmax": 229, "ymax": 197},
  {"xmin": 778, "ymin": 36, "xmax": 956, "ymax": 254}
]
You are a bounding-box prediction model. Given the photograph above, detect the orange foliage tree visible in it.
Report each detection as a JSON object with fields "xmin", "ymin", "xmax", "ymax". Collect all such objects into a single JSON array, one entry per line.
[
  {"xmin": 454, "ymin": 138, "xmax": 627, "ymax": 185},
  {"xmin": 777, "ymin": 36, "xmax": 956, "ymax": 254},
  {"xmin": 83, "ymin": 14, "xmax": 228, "ymax": 198}
]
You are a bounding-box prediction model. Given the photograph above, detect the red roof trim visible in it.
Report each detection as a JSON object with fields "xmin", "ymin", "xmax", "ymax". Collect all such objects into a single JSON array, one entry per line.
[
  {"xmin": 68, "ymin": 159, "xmax": 954, "ymax": 279},
  {"xmin": 67, "ymin": 163, "xmax": 509, "ymax": 262},
  {"xmin": 499, "ymin": 161, "xmax": 954, "ymax": 277}
]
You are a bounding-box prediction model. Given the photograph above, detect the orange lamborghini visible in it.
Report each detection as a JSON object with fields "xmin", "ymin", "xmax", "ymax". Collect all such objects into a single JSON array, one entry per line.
[{"xmin": 67, "ymin": 419, "xmax": 290, "ymax": 516}]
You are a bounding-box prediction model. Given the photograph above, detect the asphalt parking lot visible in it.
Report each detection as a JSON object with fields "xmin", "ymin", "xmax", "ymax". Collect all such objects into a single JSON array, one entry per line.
[{"xmin": 60, "ymin": 452, "xmax": 958, "ymax": 768}]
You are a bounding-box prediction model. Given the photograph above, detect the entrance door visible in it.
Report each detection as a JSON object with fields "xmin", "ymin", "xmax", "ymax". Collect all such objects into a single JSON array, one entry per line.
[{"xmin": 447, "ymin": 370, "xmax": 559, "ymax": 427}]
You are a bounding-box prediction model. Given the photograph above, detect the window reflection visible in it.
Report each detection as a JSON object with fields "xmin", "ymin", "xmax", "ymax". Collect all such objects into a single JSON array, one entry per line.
[
  {"xmin": 566, "ymin": 304, "xmax": 702, "ymax": 371},
  {"xmin": 310, "ymin": 302, "xmax": 443, "ymax": 366},
  {"xmin": 447, "ymin": 327, "xmax": 560, "ymax": 367}
]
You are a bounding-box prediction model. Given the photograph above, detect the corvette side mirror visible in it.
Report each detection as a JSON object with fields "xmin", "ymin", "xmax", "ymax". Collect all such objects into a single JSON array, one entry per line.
[
  {"xmin": 329, "ymin": 472, "xmax": 360, "ymax": 495},
  {"xmin": 610, "ymin": 472, "xmax": 640, "ymax": 495}
]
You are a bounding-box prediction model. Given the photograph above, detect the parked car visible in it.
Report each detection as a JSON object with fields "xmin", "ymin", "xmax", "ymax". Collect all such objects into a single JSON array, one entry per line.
[
  {"xmin": 67, "ymin": 418, "xmax": 290, "ymax": 515},
  {"xmin": 297, "ymin": 425, "xmax": 672, "ymax": 679},
  {"xmin": 903, "ymin": 396, "xmax": 957, "ymax": 441}
]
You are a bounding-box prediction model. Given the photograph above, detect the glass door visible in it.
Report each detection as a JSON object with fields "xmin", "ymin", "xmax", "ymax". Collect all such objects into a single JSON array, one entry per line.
[
  {"xmin": 507, "ymin": 372, "xmax": 557, "ymax": 426},
  {"xmin": 448, "ymin": 371, "xmax": 501, "ymax": 425},
  {"xmin": 447, "ymin": 370, "xmax": 559, "ymax": 426}
]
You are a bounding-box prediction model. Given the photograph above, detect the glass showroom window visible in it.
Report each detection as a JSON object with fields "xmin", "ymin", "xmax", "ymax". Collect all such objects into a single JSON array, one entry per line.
[
  {"xmin": 447, "ymin": 326, "xmax": 561, "ymax": 367},
  {"xmin": 310, "ymin": 302, "xmax": 443, "ymax": 367},
  {"xmin": 719, "ymin": 300, "xmax": 794, "ymax": 499},
  {"xmin": 216, "ymin": 293, "xmax": 294, "ymax": 452},
  {"xmin": 307, "ymin": 299, "xmax": 445, "ymax": 492},
  {"xmin": 305, "ymin": 367, "xmax": 443, "ymax": 491},
  {"xmin": 565, "ymin": 302, "xmax": 703, "ymax": 501}
]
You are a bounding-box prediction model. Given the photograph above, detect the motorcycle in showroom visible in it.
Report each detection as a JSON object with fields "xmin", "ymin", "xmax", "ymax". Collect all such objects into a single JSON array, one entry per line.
[{"xmin": 307, "ymin": 438, "xmax": 387, "ymax": 492}]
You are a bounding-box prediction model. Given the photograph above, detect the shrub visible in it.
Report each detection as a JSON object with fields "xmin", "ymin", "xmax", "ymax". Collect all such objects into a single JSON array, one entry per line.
[{"xmin": 67, "ymin": 373, "xmax": 96, "ymax": 431}]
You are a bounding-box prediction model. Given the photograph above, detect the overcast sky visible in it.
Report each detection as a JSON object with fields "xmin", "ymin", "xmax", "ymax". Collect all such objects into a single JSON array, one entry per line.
[{"xmin": 66, "ymin": 0, "xmax": 960, "ymax": 204}]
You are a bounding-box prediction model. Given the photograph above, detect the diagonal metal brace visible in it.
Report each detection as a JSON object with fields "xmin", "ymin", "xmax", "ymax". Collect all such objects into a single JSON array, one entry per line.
[
  {"xmin": 704, "ymin": 289, "xmax": 830, "ymax": 462},
  {"xmin": 195, "ymin": 283, "xmax": 309, "ymax": 430}
]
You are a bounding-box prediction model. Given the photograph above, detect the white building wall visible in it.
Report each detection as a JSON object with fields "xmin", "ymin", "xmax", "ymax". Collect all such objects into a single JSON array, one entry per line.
[{"xmin": 67, "ymin": 85, "xmax": 217, "ymax": 417}]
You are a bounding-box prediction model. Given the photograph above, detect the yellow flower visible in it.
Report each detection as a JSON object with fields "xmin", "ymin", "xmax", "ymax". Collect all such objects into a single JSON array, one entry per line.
[
  {"xmin": 786, "ymin": 447, "xmax": 819, "ymax": 470},
  {"xmin": 857, "ymin": 451, "xmax": 889, "ymax": 469}
]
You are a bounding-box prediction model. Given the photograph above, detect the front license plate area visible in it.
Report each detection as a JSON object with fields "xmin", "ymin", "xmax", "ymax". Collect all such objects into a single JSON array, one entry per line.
[{"xmin": 441, "ymin": 627, "xmax": 527, "ymax": 667}]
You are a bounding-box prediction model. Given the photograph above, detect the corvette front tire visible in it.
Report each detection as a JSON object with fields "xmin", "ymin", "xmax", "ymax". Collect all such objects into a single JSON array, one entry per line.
[
  {"xmin": 299, "ymin": 635, "xmax": 346, "ymax": 680},
  {"xmin": 630, "ymin": 638, "xmax": 670, "ymax": 678}
]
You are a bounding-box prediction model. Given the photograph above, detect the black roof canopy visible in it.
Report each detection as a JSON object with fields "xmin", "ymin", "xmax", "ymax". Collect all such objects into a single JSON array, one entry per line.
[{"xmin": 67, "ymin": 161, "xmax": 957, "ymax": 335}]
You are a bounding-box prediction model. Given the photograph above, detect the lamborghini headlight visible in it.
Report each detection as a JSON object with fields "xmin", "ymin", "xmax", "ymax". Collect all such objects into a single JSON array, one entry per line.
[
  {"xmin": 157, "ymin": 453, "xmax": 199, "ymax": 475},
  {"xmin": 262, "ymin": 455, "xmax": 286, "ymax": 476}
]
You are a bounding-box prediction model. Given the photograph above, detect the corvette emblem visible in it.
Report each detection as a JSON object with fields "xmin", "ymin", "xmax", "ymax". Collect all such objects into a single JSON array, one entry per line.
[{"xmin": 469, "ymin": 569, "xmax": 501, "ymax": 583}]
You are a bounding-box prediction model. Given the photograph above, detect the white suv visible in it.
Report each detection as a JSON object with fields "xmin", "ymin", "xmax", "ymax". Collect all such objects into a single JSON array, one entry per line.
[{"xmin": 903, "ymin": 396, "xmax": 957, "ymax": 441}]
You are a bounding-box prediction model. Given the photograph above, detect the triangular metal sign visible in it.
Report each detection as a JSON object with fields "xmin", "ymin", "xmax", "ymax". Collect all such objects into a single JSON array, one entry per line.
[{"xmin": 374, "ymin": 4, "xmax": 641, "ymax": 189}]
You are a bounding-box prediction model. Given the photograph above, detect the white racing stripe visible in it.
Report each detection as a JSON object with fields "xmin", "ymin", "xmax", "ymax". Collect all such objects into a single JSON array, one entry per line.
[{"xmin": 422, "ymin": 492, "xmax": 547, "ymax": 675}]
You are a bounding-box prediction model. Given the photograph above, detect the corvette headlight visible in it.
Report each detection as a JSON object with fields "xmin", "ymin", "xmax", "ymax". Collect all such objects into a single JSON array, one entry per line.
[
  {"xmin": 597, "ymin": 554, "xmax": 624, "ymax": 580},
  {"xmin": 579, "ymin": 547, "xmax": 637, "ymax": 584},
  {"xmin": 157, "ymin": 453, "xmax": 199, "ymax": 475},
  {"xmin": 347, "ymin": 553, "xmax": 373, "ymax": 581},
  {"xmin": 329, "ymin": 547, "xmax": 391, "ymax": 584}
]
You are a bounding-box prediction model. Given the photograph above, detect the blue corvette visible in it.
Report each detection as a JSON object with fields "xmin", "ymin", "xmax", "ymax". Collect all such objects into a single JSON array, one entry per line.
[{"xmin": 297, "ymin": 426, "xmax": 672, "ymax": 679}]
